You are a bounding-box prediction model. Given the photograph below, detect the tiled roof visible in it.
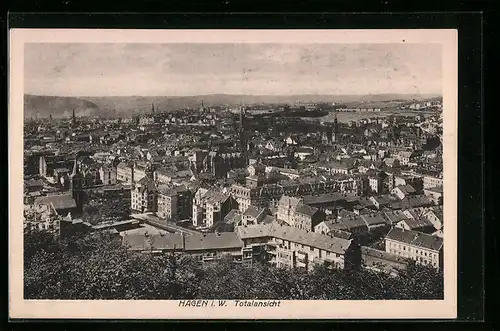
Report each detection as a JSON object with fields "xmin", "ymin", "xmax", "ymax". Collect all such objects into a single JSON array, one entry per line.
[
  {"xmin": 236, "ymin": 223, "xmax": 352, "ymax": 255},
  {"xmin": 184, "ymin": 232, "xmax": 243, "ymax": 251},
  {"xmin": 385, "ymin": 227, "xmax": 443, "ymax": 251},
  {"xmin": 295, "ymin": 204, "xmax": 319, "ymax": 217}
]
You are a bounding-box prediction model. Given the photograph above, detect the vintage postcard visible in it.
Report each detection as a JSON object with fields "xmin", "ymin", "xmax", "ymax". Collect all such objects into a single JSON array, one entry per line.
[{"xmin": 9, "ymin": 29, "xmax": 457, "ymax": 319}]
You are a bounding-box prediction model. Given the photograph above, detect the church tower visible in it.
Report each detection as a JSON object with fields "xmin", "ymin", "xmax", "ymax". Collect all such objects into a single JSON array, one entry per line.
[
  {"xmin": 70, "ymin": 158, "xmax": 85, "ymax": 212},
  {"xmin": 239, "ymin": 104, "xmax": 248, "ymax": 166},
  {"xmin": 332, "ymin": 110, "xmax": 339, "ymax": 143},
  {"xmin": 71, "ymin": 108, "xmax": 76, "ymax": 127}
]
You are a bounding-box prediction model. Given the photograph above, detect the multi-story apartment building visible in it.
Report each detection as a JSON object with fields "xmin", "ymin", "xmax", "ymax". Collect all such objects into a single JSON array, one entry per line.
[
  {"xmin": 192, "ymin": 188, "xmax": 238, "ymax": 228},
  {"xmin": 276, "ymin": 196, "xmax": 303, "ymax": 226},
  {"xmin": 99, "ymin": 165, "xmax": 117, "ymax": 186},
  {"xmin": 117, "ymin": 162, "xmax": 148, "ymax": 184},
  {"xmin": 157, "ymin": 184, "xmax": 178, "ymax": 220},
  {"xmin": 293, "ymin": 204, "xmax": 325, "ymax": 232},
  {"xmin": 423, "ymin": 175, "xmax": 443, "ymax": 189},
  {"xmin": 236, "ymin": 223, "xmax": 355, "ymax": 271},
  {"xmin": 384, "ymin": 227, "xmax": 443, "ymax": 270},
  {"xmin": 116, "ymin": 161, "xmax": 134, "ymax": 184},
  {"xmin": 131, "ymin": 177, "xmax": 158, "ymax": 213}
]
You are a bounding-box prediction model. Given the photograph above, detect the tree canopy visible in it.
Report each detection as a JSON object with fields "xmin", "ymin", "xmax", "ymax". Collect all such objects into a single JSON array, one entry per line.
[{"xmin": 24, "ymin": 228, "xmax": 444, "ymax": 300}]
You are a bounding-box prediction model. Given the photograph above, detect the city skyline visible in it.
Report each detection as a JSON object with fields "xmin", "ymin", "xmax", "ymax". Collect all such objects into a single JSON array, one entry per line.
[{"xmin": 25, "ymin": 43, "xmax": 442, "ymax": 97}]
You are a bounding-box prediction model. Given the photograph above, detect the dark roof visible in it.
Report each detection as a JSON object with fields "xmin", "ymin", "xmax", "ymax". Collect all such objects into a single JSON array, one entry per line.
[
  {"xmin": 295, "ymin": 204, "xmax": 319, "ymax": 217},
  {"xmin": 399, "ymin": 217, "xmax": 434, "ymax": 230},
  {"xmin": 137, "ymin": 177, "xmax": 157, "ymax": 192},
  {"xmin": 411, "ymin": 231, "xmax": 444, "ymax": 251},
  {"xmin": 340, "ymin": 216, "xmax": 369, "ymax": 231},
  {"xmin": 302, "ymin": 193, "xmax": 346, "ymax": 205}
]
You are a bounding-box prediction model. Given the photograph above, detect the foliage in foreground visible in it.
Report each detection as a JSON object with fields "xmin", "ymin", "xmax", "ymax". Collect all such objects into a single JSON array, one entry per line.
[{"xmin": 24, "ymin": 229, "xmax": 444, "ymax": 300}]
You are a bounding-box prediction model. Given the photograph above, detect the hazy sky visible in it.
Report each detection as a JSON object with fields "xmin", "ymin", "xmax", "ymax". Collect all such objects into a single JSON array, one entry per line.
[{"xmin": 24, "ymin": 43, "xmax": 442, "ymax": 96}]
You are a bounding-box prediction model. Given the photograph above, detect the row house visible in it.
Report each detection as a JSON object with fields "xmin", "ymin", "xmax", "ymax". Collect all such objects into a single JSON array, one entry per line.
[
  {"xmin": 423, "ymin": 175, "xmax": 443, "ymax": 189},
  {"xmin": 384, "ymin": 227, "xmax": 443, "ymax": 270}
]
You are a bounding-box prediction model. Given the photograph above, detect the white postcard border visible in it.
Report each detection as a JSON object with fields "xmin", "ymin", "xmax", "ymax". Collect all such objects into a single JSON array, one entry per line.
[{"xmin": 9, "ymin": 28, "xmax": 458, "ymax": 320}]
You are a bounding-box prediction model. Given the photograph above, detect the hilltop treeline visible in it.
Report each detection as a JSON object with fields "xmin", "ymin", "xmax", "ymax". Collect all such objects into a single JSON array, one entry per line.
[{"xmin": 24, "ymin": 229, "xmax": 443, "ymax": 300}]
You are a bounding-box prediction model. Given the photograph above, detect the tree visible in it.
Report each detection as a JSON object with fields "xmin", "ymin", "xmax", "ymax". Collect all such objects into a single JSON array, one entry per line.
[{"xmin": 24, "ymin": 228, "xmax": 444, "ymax": 300}]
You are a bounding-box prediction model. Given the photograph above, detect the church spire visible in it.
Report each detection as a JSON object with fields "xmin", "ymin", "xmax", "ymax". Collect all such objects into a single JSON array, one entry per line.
[{"xmin": 72, "ymin": 108, "xmax": 76, "ymax": 126}]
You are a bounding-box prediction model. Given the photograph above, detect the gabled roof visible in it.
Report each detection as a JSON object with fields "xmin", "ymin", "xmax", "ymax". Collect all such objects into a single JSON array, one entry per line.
[{"xmin": 295, "ymin": 204, "xmax": 319, "ymax": 217}]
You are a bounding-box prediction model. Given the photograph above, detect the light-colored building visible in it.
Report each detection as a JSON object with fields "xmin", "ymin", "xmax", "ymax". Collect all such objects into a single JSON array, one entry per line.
[
  {"xmin": 385, "ymin": 227, "xmax": 443, "ymax": 270},
  {"xmin": 236, "ymin": 223, "xmax": 354, "ymax": 271},
  {"xmin": 99, "ymin": 165, "xmax": 117, "ymax": 186},
  {"xmin": 116, "ymin": 162, "xmax": 134, "ymax": 184},
  {"xmin": 423, "ymin": 175, "xmax": 443, "ymax": 189},
  {"xmin": 131, "ymin": 177, "xmax": 158, "ymax": 213},
  {"xmin": 277, "ymin": 196, "xmax": 303, "ymax": 226},
  {"xmin": 192, "ymin": 188, "xmax": 238, "ymax": 228},
  {"xmin": 157, "ymin": 185, "xmax": 178, "ymax": 220}
]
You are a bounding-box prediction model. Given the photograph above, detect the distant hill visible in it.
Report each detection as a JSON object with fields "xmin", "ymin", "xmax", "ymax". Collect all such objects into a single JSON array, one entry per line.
[
  {"xmin": 24, "ymin": 93, "xmax": 442, "ymax": 118},
  {"xmin": 24, "ymin": 94, "xmax": 100, "ymax": 119}
]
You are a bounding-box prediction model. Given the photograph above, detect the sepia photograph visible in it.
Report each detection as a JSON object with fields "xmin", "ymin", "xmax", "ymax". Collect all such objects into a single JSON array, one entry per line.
[{"xmin": 9, "ymin": 29, "xmax": 458, "ymax": 319}]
